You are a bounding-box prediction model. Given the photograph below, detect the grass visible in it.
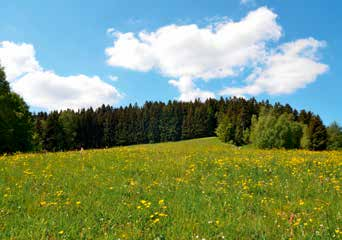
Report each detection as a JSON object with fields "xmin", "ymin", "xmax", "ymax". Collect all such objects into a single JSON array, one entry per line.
[{"xmin": 0, "ymin": 137, "xmax": 341, "ymax": 239}]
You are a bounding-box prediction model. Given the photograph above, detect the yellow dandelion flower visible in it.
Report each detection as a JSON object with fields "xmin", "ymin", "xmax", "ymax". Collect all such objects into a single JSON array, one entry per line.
[{"xmin": 56, "ymin": 190, "xmax": 63, "ymax": 197}]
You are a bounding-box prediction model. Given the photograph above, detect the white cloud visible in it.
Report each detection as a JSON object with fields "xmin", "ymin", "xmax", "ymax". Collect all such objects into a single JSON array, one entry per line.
[
  {"xmin": 169, "ymin": 76, "xmax": 215, "ymax": 101},
  {"xmin": 0, "ymin": 41, "xmax": 41, "ymax": 82},
  {"xmin": 105, "ymin": 7, "xmax": 327, "ymax": 101},
  {"xmin": 107, "ymin": 28, "xmax": 115, "ymax": 34},
  {"xmin": 106, "ymin": 32, "xmax": 156, "ymax": 72},
  {"xmin": 106, "ymin": 7, "xmax": 281, "ymax": 79},
  {"xmin": 0, "ymin": 41, "xmax": 122, "ymax": 111},
  {"xmin": 106, "ymin": 28, "xmax": 120, "ymax": 37},
  {"xmin": 13, "ymin": 71, "xmax": 122, "ymax": 111},
  {"xmin": 220, "ymin": 38, "xmax": 328, "ymax": 96},
  {"xmin": 106, "ymin": 7, "xmax": 282, "ymax": 101}
]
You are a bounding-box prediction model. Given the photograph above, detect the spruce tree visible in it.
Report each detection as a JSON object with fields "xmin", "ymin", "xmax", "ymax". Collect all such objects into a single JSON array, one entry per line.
[{"xmin": 307, "ymin": 115, "xmax": 328, "ymax": 150}]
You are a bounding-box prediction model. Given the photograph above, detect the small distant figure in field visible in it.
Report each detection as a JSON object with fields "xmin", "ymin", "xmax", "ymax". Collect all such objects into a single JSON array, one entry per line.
[{"xmin": 80, "ymin": 147, "xmax": 84, "ymax": 158}]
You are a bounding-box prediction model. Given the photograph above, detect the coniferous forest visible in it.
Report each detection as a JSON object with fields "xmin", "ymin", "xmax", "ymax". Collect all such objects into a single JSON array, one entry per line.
[{"xmin": 1, "ymin": 65, "xmax": 342, "ymax": 154}]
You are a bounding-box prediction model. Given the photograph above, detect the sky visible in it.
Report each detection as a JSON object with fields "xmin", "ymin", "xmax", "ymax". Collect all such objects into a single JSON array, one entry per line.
[{"xmin": 0, "ymin": 0, "xmax": 341, "ymax": 124}]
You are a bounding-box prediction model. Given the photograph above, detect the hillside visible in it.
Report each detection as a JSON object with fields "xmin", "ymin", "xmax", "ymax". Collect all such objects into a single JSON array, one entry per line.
[{"xmin": 1, "ymin": 138, "xmax": 341, "ymax": 239}]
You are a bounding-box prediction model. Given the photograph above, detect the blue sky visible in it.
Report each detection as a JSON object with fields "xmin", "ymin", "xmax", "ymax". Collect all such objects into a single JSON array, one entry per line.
[{"xmin": 0, "ymin": 0, "xmax": 341, "ymax": 124}]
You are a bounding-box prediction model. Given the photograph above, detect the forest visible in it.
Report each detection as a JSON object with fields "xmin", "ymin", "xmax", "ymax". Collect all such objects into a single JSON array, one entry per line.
[{"xmin": 1, "ymin": 65, "xmax": 342, "ymax": 153}]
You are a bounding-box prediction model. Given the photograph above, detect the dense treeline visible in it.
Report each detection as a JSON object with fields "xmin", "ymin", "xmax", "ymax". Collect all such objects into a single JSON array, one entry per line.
[
  {"xmin": 1, "ymin": 65, "xmax": 342, "ymax": 153},
  {"xmin": 32, "ymin": 98, "xmax": 341, "ymax": 152},
  {"xmin": 31, "ymin": 98, "xmax": 288, "ymax": 151},
  {"xmin": 32, "ymin": 100, "xmax": 218, "ymax": 151}
]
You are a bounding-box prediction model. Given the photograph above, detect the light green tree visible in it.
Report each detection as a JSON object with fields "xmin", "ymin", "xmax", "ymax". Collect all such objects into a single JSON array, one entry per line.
[
  {"xmin": 327, "ymin": 121, "xmax": 342, "ymax": 150},
  {"xmin": 250, "ymin": 109, "xmax": 303, "ymax": 149}
]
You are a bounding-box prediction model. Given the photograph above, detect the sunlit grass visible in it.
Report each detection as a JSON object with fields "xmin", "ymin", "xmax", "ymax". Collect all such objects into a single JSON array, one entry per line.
[{"xmin": 0, "ymin": 137, "xmax": 341, "ymax": 239}]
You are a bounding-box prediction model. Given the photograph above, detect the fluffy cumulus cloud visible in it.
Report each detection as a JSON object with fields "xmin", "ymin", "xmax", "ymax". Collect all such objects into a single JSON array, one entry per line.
[
  {"xmin": 105, "ymin": 7, "xmax": 327, "ymax": 101},
  {"xmin": 169, "ymin": 76, "xmax": 215, "ymax": 101},
  {"xmin": 0, "ymin": 41, "xmax": 41, "ymax": 82},
  {"xmin": 220, "ymin": 38, "xmax": 328, "ymax": 96},
  {"xmin": 0, "ymin": 41, "xmax": 122, "ymax": 111},
  {"xmin": 106, "ymin": 7, "xmax": 281, "ymax": 100}
]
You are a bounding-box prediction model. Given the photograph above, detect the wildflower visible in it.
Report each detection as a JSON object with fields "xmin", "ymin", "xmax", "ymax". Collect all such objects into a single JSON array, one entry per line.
[
  {"xmin": 58, "ymin": 230, "xmax": 64, "ymax": 235},
  {"xmin": 76, "ymin": 201, "xmax": 81, "ymax": 205},
  {"xmin": 158, "ymin": 199, "xmax": 164, "ymax": 205},
  {"xmin": 299, "ymin": 199, "xmax": 304, "ymax": 206},
  {"xmin": 293, "ymin": 218, "xmax": 301, "ymax": 227},
  {"xmin": 56, "ymin": 190, "xmax": 63, "ymax": 197},
  {"xmin": 153, "ymin": 218, "xmax": 160, "ymax": 224},
  {"xmin": 23, "ymin": 169, "xmax": 33, "ymax": 175}
]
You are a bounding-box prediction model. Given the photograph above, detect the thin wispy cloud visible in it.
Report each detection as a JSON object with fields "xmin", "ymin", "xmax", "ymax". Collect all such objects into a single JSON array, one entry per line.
[
  {"xmin": 109, "ymin": 75, "xmax": 119, "ymax": 82},
  {"xmin": 240, "ymin": 0, "xmax": 255, "ymax": 6}
]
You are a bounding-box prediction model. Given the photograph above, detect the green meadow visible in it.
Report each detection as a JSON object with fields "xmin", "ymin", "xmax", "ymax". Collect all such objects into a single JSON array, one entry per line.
[{"xmin": 0, "ymin": 138, "xmax": 341, "ymax": 239}]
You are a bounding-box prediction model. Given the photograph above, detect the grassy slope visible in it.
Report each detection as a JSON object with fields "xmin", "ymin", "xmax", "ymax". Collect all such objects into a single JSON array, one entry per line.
[{"xmin": 0, "ymin": 137, "xmax": 341, "ymax": 239}]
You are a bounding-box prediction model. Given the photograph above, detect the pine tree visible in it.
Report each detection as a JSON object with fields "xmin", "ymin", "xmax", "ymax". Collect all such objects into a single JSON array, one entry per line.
[
  {"xmin": 307, "ymin": 115, "xmax": 328, "ymax": 150},
  {"xmin": 43, "ymin": 111, "xmax": 64, "ymax": 151},
  {"xmin": 181, "ymin": 104, "xmax": 194, "ymax": 140},
  {"xmin": 59, "ymin": 110, "xmax": 77, "ymax": 150},
  {"xmin": 0, "ymin": 65, "xmax": 10, "ymax": 95}
]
